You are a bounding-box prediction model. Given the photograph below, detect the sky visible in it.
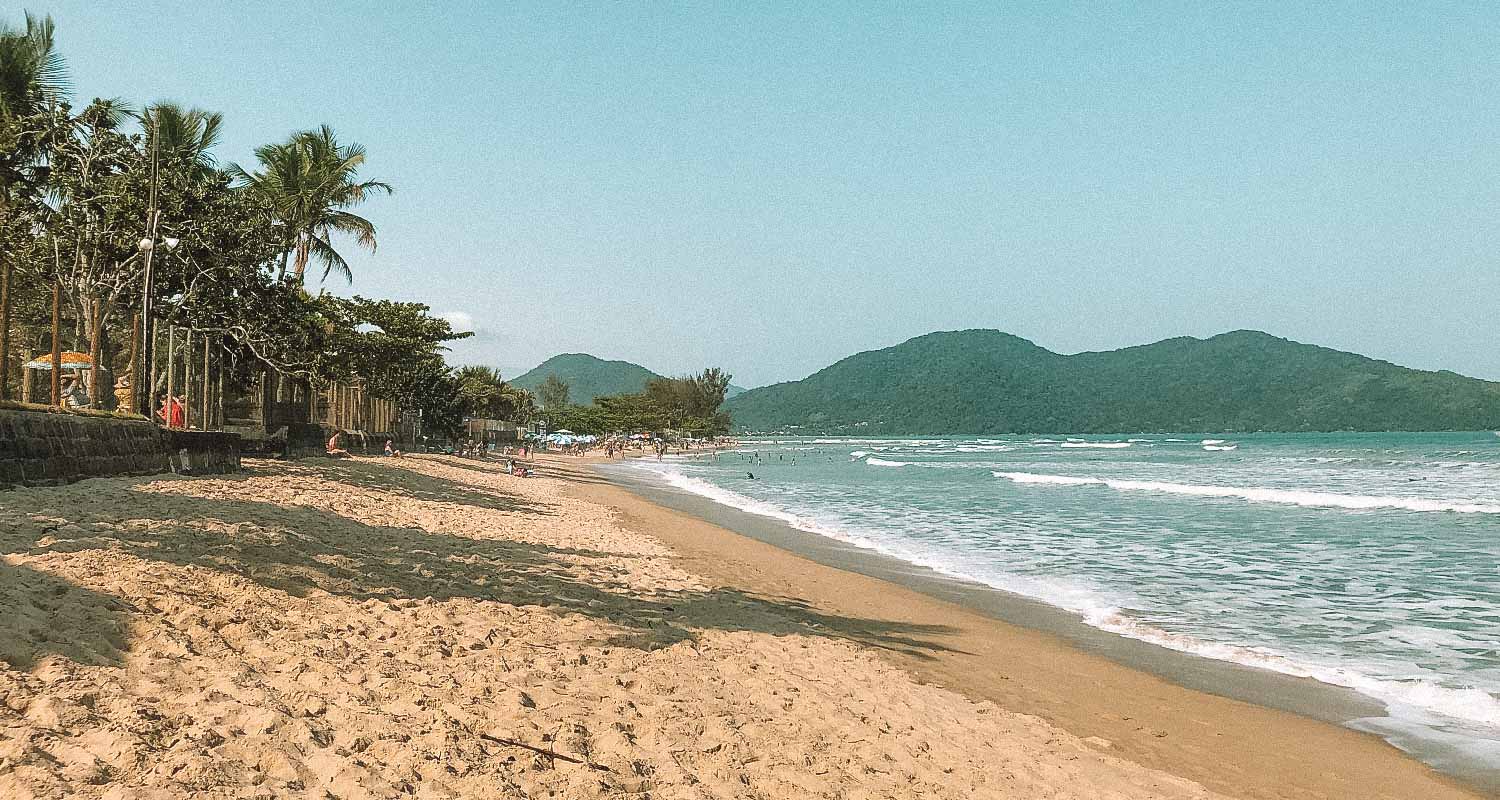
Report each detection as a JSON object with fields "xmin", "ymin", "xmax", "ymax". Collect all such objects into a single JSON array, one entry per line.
[{"xmin": 28, "ymin": 2, "xmax": 1500, "ymax": 387}]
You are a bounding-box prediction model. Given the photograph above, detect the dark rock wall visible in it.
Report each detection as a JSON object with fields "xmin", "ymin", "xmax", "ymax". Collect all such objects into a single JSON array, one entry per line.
[{"xmin": 0, "ymin": 408, "xmax": 240, "ymax": 489}]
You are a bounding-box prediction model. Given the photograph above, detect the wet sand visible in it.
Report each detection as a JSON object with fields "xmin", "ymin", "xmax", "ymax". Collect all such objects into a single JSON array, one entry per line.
[
  {"xmin": 2, "ymin": 454, "xmax": 1253, "ymax": 798},
  {"xmin": 560, "ymin": 454, "xmax": 1489, "ymax": 800}
]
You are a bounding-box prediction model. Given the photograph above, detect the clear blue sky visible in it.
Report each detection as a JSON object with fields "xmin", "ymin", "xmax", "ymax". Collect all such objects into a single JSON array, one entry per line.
[{"xmin": 29, "ymin": 2, "xmax": 1500, "ymax": 386}]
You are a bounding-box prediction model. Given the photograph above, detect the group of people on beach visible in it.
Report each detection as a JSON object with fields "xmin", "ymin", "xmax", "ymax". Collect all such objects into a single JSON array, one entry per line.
[{"xmin": 326, "ymin": 432, "xmax": 403, "ymax": 459}]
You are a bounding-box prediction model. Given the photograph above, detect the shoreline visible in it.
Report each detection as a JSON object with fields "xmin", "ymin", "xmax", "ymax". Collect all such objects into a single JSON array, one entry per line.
[{"xmin": 555, "ymin": 454, "xmax": 1491, "ymax": 800}]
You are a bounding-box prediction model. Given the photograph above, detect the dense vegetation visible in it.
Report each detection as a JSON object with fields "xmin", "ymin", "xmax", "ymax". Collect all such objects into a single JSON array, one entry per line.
[
  {"xmin": 725, "ymin": 330, "xmax": 1500, "ymax": 434},
  {"xmin": 0, "ymin": 12, "xmax": 528, "ymax": 436},
  {"xmin": 546, "ymin": 367, "xmax": 734, "ymax": 436},
  {"xmin": 511, "ymin": 353, "xmax": 662, "ymax": 405}
]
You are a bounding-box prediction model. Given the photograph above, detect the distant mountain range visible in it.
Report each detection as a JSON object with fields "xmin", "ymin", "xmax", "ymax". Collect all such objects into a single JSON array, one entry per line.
[
  {"xmin": 724, "ymin": 330, "xmax": 1500, "ymax": 434},
  {"xmin": 511, "ymin": 354, "xmax": 663, "ymax": 405},
  {"xmin": 511, "ymin": 353, "xmax": 748, "ymax": 405}
]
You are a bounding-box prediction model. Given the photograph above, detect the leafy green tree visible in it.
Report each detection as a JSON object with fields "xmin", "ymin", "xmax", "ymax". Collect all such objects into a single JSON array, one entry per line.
[
  {"xmin": 641, "ymin": 368, "xmax": 734, "ymax": 433},
  {"xmin": 545, "ymin": 403, "xmax": 607, "ymax": 435},
  {"xmin": 231, "ymin": 125, "xmax": 391, "ymax": 283},
  {"xmin": 690, "ymin": 367, "xmax": 732, "ymax": 418},
  {"xmin": 456, "ymin": 364, "xmax": 502, "ymax": 417},
  {"xmin": 538, "ymin": 374, "xmax": 570, "ymax": 410},
  {"xmin": 0, "ymin": 10, "xmax": 67, "ymax": 397}
]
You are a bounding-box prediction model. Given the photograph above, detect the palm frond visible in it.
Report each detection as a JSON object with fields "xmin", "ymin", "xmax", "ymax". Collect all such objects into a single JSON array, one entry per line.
[
  {"xmin": 309, "ymin": 234, "xmax": 353, "ymax": 284},
  {"xmin": 22, "ymin": 12, "xmax": 67, "ymax": 100},
  {"xmin": 324, "ymin": 210, "xmax": 378, "ymax": 250}
]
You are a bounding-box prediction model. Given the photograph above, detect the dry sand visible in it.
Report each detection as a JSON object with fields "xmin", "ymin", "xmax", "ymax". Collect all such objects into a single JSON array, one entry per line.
[{"xmin": 0, "ymin": 454, "xmax": 1474, "ymax": 798}]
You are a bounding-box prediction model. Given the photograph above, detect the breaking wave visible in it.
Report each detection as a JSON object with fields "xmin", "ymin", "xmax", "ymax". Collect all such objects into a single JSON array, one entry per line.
[
  {"xmin": 992, "ymin": 472, "xmax": 1500, "ymax": 513},
  {"xmin": 627, "ymin": 461, "xmax": 1500, "ymax": 736}
]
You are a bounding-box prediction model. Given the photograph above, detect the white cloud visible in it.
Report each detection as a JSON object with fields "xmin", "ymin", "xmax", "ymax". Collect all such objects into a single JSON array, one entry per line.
[{"xmin": 438, "ymin": 310, "xmax": 476, "ymax": 334}]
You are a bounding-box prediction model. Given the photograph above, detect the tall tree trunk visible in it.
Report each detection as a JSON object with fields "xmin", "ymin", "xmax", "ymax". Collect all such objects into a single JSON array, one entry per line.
[
  {"xmin": 202, "ymin": 335, "xmax": 210, "ymax": 429},
  {"xmin": 0, "ymin": 257, "xmax": 10, "ymax": 401},
  {"xmin": 126, "ymin": 310, "xmax": 140, "ymax": 382},
  {"xmin": 88, "ymin": 301, "xmax": 102, "ymax": 405},
  {"xmin": 50, "ymin": 276, "xmax": 61, "ymax": 406},
  {"xmin": 184, "ymin": 328, "xmax": 193, "ymax": 429},
  {"xmin": 216, "ymin": 347, "xmax": 225, "ymax": 429},
  {"xmin": 149, "ymin": 319, "xmax": 161, "ymax": 399},
  {"xmin": 293, "ymin": 239, "xmax": 309, "ymax": 282},
  {"xmin": 165, "ymin": 326, "xmax": 175, "ymax": 426},
  {"xmin": 20, "ymin": 348, "xmax": 32, "ymax": 403}
]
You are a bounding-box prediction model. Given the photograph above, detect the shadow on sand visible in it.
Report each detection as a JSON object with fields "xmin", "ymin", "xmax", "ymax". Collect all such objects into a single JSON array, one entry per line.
[
  {"xmin": 0, "ymin": 560, "xmax": 134, "ymax": 669},
  {"xmin": 1, "ymin": 457, "xmax": 961, "ymax": 667}
]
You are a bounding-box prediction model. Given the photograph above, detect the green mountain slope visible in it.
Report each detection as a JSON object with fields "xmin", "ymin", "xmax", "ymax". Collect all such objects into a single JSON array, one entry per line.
[
  {"xmin": 724, "ymin": 330, "xmax": 1500, "ymax": 434},
  {"xmin": 511, "ymin": 354, "xmax": 662, "ymax": 405}
]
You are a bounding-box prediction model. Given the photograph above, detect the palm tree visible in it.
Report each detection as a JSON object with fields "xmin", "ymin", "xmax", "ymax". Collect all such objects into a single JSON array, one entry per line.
[
  {"xmin": 0, "ymin": 11, "xmax": 67, "ymax": 399},
  {"xmin": 230, "ymin": 125, "xmax": 391, "ymax": 284},
  {"xmin": 0, "ymin": 12, "xmax": 65, "ymax": 123},
  {"xmin": 503, "ymin": 385, "xmax": 537, "ymax": 425},
  {"xmin": 143, "ymin": 101, "xmax": 223, "ymax": 178}
]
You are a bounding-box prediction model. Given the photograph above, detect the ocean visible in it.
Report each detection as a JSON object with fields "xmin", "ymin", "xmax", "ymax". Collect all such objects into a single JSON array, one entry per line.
[{"xmin": 607, "ymin": 432, "xmax": 1500, "ymax": 778}]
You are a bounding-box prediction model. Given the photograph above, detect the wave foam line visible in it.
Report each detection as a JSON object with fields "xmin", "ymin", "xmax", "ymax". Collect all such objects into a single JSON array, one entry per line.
[
  {"xmin": 992, "ymin": 472, "xmax": 1500, "ymax": 513},
  {"xmin": 1060, "ymin": 442, "xmax": 1131, "ymax": 449},
  {"xmin": 633, "ymin": 464, "xmax": 1500, "ymax": 730},
  {"xmin": 865, "ymin": 456, "xmax": 911, "ymax": 467},
  {"xmin": 1084, "ymin": 610, "xmax": 1500, "ymax": 729}
]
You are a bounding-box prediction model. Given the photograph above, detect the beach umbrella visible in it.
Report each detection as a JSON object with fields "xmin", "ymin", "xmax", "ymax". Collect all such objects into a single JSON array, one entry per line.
[{"xmin": 24, "ymin": 351, "xmax": 93, "ymax": 371}]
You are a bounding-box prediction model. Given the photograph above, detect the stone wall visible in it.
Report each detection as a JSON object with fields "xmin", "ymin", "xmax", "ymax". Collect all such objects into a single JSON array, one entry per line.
[
  {"xmin": 164, "ymin": 430, "xmax": 242, "ymax": 476},
  {"xmin": 0, "ymin": 406, "xmax": 240, "ymax": 489}
]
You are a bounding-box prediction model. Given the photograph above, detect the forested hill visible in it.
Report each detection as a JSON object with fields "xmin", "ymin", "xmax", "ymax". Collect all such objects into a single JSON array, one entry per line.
[
  {"xmin": 724, "ymin": 330, "xmax": 1500, "ymax": 434},
  {"xmin": 511, "ymin": 354, "xmax": 662, "ymax": 405}
]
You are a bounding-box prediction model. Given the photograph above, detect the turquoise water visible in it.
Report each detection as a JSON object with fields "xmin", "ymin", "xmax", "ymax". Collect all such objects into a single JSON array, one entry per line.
[{"xmin": 621, "ymin": 432, "xmax": 1500, "ymax": 771}]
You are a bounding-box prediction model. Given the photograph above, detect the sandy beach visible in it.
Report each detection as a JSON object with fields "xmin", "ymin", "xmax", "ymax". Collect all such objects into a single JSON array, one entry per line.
[{"xmin": 0, "ymin": 454, "xmax": 1482, "ymax": 799}]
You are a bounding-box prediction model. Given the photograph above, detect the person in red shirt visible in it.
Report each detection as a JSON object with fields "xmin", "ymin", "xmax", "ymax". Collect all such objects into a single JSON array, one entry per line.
[{"xmin": 157, "ymin": 395, "xmax": 184, "ymax": 428}]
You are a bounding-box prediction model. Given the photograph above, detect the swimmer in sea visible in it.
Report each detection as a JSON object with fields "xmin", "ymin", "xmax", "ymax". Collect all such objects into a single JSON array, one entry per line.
[{"xmin": 747, "ymin": 472, "xmax": 756, "ymax": 480}]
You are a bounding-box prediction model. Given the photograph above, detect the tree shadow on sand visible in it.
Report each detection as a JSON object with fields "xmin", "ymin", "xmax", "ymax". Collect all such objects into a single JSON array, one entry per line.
[
  {"xmin": 2, "ymin": 463, "xmax": 963, "ymax": 662},
  {"xmin": 0, "ymin": 560, "xmax": 134, "ymax": 669}
]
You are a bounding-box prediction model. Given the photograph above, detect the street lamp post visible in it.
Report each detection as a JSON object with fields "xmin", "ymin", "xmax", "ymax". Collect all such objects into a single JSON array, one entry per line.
[
  {"xmin": 135, "ymin": 111, "xmax": 182, "ymax": 418},
  {"xmin": 136, "ymin": 112, "xmax": 160, "ymax": 418},
  {"xmin": 136, "ymin": 233, "xmax": 156, "ymax": 416}
]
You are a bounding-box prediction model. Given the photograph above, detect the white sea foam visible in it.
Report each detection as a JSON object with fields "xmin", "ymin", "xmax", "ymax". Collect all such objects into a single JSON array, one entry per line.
[
  {"xmin": 628, "ymin": 461, "xmax": 1500, "ymax": 735},
  {"xmin": 640, "ymin": 466, "xmax": 876, "ymax": 547},
  {"xmin": 999, "ymin": 472, "xmax": 1100, "ymax": 486},
  {"xmin": 849, "ymin": 450, "xmax": 869, "ymax": 458},
  {"xmin": 865, "ymin": 456, "xmax": 911, "ymax": 467},
  {"xmin": 1060, "ymin": 441, "xmax": 1131, "ymax": 449},
  {"xmin": 992, "ymin": 472, "xmax": 1500, "ymax": 513},
  {"xmin": 1203, "ymin": 444, "xmax": 1238, "ymax": 451},
  {"xmin": 1202, "ymin": 439, "xmax": 1226, "ymax": 445},
  {"xmin": 1083, "ymin": 611, "xmax": 1500, "ymax": 730}
]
